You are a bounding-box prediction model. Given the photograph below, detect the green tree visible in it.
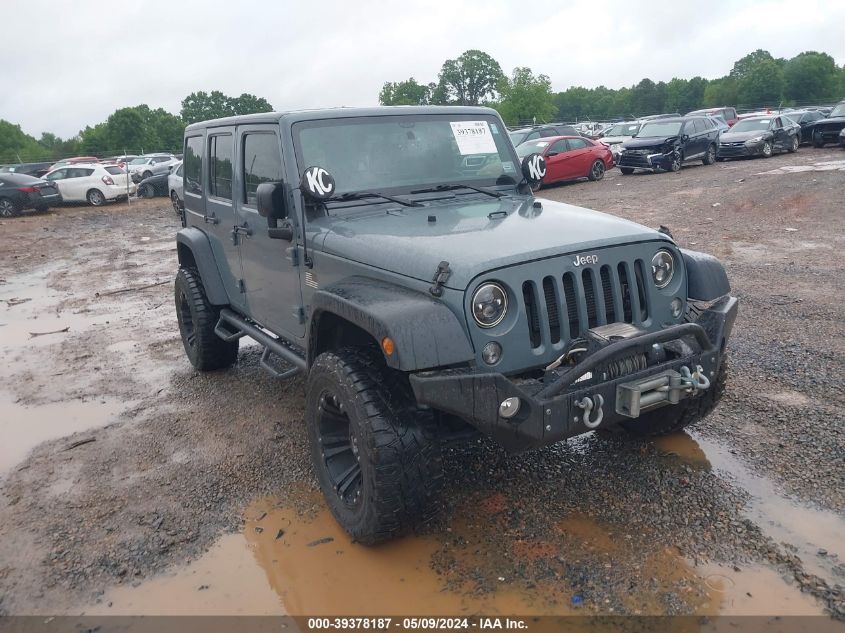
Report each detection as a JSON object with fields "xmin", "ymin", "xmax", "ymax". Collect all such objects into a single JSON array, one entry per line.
[
  {"xmin": 495, "ymin": 67, "xmax": 556, "ymax": 125},
  {"xmin": 378, "ymin": 78, "xmax": 431, "ymax": 105},
  {"xmin": 783, "ymin": 52, "xmax": 839, "ymax": 104},
  {"xmin": 736, "ymin": 58, "xmax": 784, "ymax": 107},
  {"xmin": 437, "ymin": 50, "xmax": 503, "ymax": 105},
  {"xmin": 730, "ymin": 49, "xmax": 776, "ymax": 80},
  {"xmin": 0, "ymin": 120, "xmax": 44, "ymax": 162},
  {"xmin": 230, "ymin": 93, "xmax": 274, "ymax": 116},
  {"xmin": 179, "ymin": 91, "xmax": 272, "ymax": 125},
  {"xmin": 703, "ymin": 77, "xmax": 738, "ymax": 107}
]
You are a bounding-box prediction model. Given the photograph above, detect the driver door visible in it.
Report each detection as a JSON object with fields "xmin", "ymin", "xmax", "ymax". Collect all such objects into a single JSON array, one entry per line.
[
  {"xmin": 544, "ymin": 139, "xmax": 571, "ymax": 182},
  {"xmin": 235, "ymin": 125, "xmax": 305, "ymax": 340}
]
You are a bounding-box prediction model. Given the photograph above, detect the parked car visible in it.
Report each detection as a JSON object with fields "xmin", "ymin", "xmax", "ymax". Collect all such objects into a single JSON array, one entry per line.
[
  {"xmin": 127, "ymin": 154, "xmax": 179, "ymax": 182},
  {"xmin": 137, "ymin": 173, "xmax": 170, "ymax": 198},
  {"xmin": 617, "ymin": 116, "xmax": 720, "ymax": 174},
  {"xmin": 175, "ymin": 105, "xmax": 737, "ymax": 544},
  {"xmin": 48, "ymin": 156, "xmax": 99, "ymax": 172},
  {"xmin": 687, "ymin": 107, "xmax": 738, "ymax": 127},
  {"xmin": 102, "ymin": 155, "xmax": 139, "ymax": 170},
  {"xmin": 0, "ymin": 172, "xmax": 62, "ymax": 217},
  {"xmin": 598, "ymin": 121, "xmax": 643, "ymax": 159},
  {"xmin": 638, "ymin": 113, "xmax": 681, "ymax": 121},
  {"xmin": 508, "ymin": 124, "xmax": 580, "ymax": 146},
  {"xmin": 168, "ymin": 161, "xmax": 184, "ymax": 221},
  {"xmin": 804, "ymin": 101, "xmax": 845, "ymax": 147},
  {"xmin": 840, "ymin": 127, "xmax": 845, "ymax": 149},
  {"xmin": 515, "ymin": 135, "xmax": 613, "ymax": 187},
  {"xmin": 0, "ymin": 162, "xmax": 54, "ymax": 178},
  {"xmin": 717, "ymin": 116, "xmax": 800, "ymax": 160},
  {"xmin": 44, "ymin": 164, "xmax": 136, "ymax": 206},
  {"xmin": 706, "ymin": 115, "xmax": 730, "ymax": 133}
]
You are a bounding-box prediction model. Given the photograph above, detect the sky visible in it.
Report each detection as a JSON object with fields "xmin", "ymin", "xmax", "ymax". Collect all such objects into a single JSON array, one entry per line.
[{"xmin": 2, "ymin": 0, "xmax": 844, "ymax": 139}]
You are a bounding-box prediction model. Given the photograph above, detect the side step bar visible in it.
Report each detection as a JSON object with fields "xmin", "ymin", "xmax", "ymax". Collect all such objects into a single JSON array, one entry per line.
[{"xmin": 215, "ymin": 309, "xmax": 306, "ymax": 379}]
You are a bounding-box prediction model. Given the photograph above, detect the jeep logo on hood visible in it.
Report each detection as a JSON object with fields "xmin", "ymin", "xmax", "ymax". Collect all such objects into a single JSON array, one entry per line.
[
  {"xmin": 573, "ymin": 254, "xmax": 598, "ymax": 267},
  {"xmin": 301, "ymin": 166, "xmax": 335, "ymax": 200}
]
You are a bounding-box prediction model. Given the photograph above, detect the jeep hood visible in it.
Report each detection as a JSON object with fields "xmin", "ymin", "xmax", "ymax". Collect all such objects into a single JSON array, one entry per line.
[{"xmin": 314, "ymin": 196, "xmax": 667, "ymax": 290}]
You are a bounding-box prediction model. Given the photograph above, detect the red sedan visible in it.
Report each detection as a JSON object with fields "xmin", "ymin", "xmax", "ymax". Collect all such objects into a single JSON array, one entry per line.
[{"xmin": 516, "ymin": 136, "xmax": 614, "ymax": 188}]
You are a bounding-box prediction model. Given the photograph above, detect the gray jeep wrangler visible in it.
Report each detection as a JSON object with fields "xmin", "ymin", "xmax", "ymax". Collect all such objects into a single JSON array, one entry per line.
[{"xmin": 174, "ymin": 106, "xmax": 738, "ymax": 544}]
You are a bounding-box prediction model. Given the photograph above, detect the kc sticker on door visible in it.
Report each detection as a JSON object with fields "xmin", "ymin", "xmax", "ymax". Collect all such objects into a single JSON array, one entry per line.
[{"xmin": 450, "ymin": 121, "xmax": 497, "ymax": 155}]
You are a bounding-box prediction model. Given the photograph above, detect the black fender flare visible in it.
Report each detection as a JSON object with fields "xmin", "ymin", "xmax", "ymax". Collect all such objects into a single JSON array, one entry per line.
[
  {"xmin": 175, "ymin": 227, "xmax": 229, "ymax": 305},
  {"xmin": 681, "ymin": 248, "xmax": 730, "ymax": 300},
  {"xmin": 308, "ymin": 277, "xmax": 474, "ymax": 371}
]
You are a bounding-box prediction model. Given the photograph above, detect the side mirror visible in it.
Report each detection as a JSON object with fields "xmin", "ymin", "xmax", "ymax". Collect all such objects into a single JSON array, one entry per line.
[
  {"xmin": 547, "ymin": 151, "xmax": 558, "ymax": 157},
  {"xmin": 521, "ymin": 153, "xmax": 546, "ymax": 186},
  {"xmin": 681, "ymin": 134, "xmax": 690, "ymax": 142},
  {"xmin": 256, "ymin": 182, "xmax": 287, "ymax": 220}
]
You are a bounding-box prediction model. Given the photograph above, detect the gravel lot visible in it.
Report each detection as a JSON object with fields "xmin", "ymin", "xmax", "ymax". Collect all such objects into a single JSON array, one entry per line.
[{"xmin": 0, "ymin": 148, "xmax": 843, "ymax": 621}]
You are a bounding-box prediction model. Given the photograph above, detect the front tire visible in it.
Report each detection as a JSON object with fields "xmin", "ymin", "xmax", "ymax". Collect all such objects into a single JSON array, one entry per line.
[
  {"xmin": 669, "ymin": 153, "xmax": 682, "ymax": 172},
  {"xmin": 620, "ymin": 167, "xmax": 634, "ymax": 175},
  {"xmin": 142, "ymin": 170, "xmax": 153, "ymax": 180},
  {"xmin": 174, "ymin": 267, "xmax": 238, "ymax": 371},
  {"xmin": 812, "ymin": 132, "xmax": 824, "ymax": 148},
  {"xmin": 139, "ymin": 183, "xmax": 155, "ymax": 198},
  {"xmin": 588, "ymin": 159, "xmax": 606, "ymax": 181},
  {"xmin": 761, "ymin": 141, "xmax": 773, "ymax": 157},
  {"xmin": 619, "ymin": 358, "xmax": 728, "ymax": 437},
  {"xmin": 86, "ymin": 189, "xmax": 106, "ymax": 206},
  {"xmin": 306, "ymin": 349, "xmax": 443, "ymax": 545}
]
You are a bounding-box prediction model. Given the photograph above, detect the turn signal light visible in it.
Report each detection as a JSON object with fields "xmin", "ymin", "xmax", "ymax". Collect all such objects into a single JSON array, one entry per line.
[{"xmin": 381, "ymin": 337, "xmax": 395, "ymax": 356}]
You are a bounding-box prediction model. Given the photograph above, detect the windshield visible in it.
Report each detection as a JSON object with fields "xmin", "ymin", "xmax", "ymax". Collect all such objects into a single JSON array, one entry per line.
[
  {"xmin": 508, "ymin": 130, "xmax": 529, "ymax": 146},
  {"xmin": 731, "ymin": 119, "xmax": 772, "ymax": 133},
  {"xmin": 637, "ymin": 121, "xmax": 683, "ymax": 137},
  {"xmin": 294, "ymin": 115, "xmax": 518, "ymax": 197},
  {"xmin": 604, "ymin": 123, "xmax": 640, "ymax": 137},
  {"xmin": 830, "ymin": 104, "xmax": 845, "ymax": 118},
  {"xmin": 129, "ymin": 157, "xmax": 149, "ymax": 165},
  {"xmin": 515, "ymin": 140, "xmax": 552, "ymax": 157}
]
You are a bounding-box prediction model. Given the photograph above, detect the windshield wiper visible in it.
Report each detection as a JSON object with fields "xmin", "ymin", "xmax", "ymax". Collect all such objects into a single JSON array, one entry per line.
[
  {"xmin": 327, "ymin": 191, "xmax": 422, "ymax": 208},
  {"xmin": 410, "ymin": 183, "xmax": 503, "ymax": 198}
]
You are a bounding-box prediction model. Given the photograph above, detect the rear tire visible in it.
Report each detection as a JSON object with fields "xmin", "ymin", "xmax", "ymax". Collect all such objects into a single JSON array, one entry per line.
[
  {"xmin": 788, "ymin": 136, "xmax": 799, "ymax": 153},
  {"xmin": 174, "ymin": 267, "xmax": 238, "ymax": 371},
  {"xmin": 587, "ymin": 160, "xmax": 606, "ymax": 181},
  {"xmin": 619, "ymin": 358, "xmax": 728, "ymax": 437},
  {"xmin": 0, "ymin": 197, "xmax": 20, "ymax": 217},
  {"xmin": 702, "ymin": 144, "xmax": 716, "ymax": 165},
  {"xmin": 306, "ymin": 348, "xmax": 442, "ymax": 545},
  {"xmin": 86, "ymin": 189, "xmax": 106, "ymax": 206},
  {"xmin": 142, "ymin": 170, "xmax": 153, "ymax": 180}
]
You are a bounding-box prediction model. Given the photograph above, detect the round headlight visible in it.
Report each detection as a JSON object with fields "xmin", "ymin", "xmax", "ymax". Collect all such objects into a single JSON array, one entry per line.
[
  {"xmin": 472, "ymin": 283, "xmax": 508, "ymax": 328},
  {"xmin": 651, "ymin": 250, "xmax": 675, "ymax": 289}
]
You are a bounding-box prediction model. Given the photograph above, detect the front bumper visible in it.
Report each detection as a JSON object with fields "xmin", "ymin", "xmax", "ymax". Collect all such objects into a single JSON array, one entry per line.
[
  {"xmin": 618, "ymin": 150, "xmax": 673, "ymax": 171},
  {"xmin": 718, "ymin": 142, "xmax": 762, "ymax": 158},
  {"xmin": 410, "ymin": 295, "xmax": 738, "ymax": 453}
]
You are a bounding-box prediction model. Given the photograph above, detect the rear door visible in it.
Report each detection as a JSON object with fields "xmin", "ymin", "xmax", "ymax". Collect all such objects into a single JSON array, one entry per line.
[
  {"xmin": 204, "ymin": 128, "xmax": 246, "ymax": 310},
  {"xmin": 235, "ymin": 125, "xmax": 305, "ymax": 339},
  {"xmin": 67, "ymin": 168, "xmax": 95, "ymax": 200},
  {"xmin": 772, "ymin": 117, "xmax": 786, "ymax": 150},
  {"xmin": 564, "ymin": 137, "xmax": 594, "ymax": 176}
]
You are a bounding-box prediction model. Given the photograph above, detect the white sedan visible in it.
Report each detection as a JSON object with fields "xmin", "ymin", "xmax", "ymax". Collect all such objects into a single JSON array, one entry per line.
[{"xmin": 44, "ymin": 164, "xmax": 136, "ymax": 206}]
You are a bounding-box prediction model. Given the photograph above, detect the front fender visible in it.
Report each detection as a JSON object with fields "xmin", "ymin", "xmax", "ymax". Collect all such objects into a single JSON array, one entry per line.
[
  {"xmin": 309, "ymin": 277, "xmax": 474, "ymax": 371},
  {"xmin": 681, "ymin": 249, "xmax": 730, "ymax": 301},
  {"xmin": 176, "ymin": 227, "xmax": 229, "ymax": 305}
]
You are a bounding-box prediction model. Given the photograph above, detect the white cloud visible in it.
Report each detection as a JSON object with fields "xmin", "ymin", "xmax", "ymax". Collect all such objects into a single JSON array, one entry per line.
[{"xmin": 0, "ymin": 0, "xmax": 842, "ymax": 138}]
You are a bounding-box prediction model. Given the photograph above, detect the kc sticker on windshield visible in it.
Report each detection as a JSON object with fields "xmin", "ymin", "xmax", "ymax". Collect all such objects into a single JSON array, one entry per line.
[{"xmin": 450, "ymin": 121, "xmax": 497, "ymax": 155}]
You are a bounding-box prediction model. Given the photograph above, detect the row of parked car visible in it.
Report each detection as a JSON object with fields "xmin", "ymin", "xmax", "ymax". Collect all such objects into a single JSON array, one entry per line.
[
  {"xmin": 0, "ymin": 153, "xmax": 186, "ymax": 218},
  {"xmin": 504, "ymin": 101, "xmax": 845, "ymax": 186}
]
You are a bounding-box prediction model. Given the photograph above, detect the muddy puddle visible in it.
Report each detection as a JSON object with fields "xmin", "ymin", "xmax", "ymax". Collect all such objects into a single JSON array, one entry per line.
[
  {"xmin": 655, "ymin": 431, "xmax": 845, "ymax": 586},
  {"xmin": 91, "ymin": 488, "xmax": 829, "ymax": 619}
]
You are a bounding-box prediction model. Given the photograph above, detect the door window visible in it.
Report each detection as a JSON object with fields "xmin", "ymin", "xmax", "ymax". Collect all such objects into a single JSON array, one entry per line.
[
  {"xmin": 548, "ymin": 140, "xmax": 569, "ymax": 155},
  {"xmin": 242, "ymin": 133, "xmax": 282, "ymax": 205},
  {"xmin": 566, "ymin": 138, "xmax": 589, "ymax": 150},
  {"xmin": 68, "ymin": 168, "xmax": 94, "ymax": 178},
  {"xmin": 773, "ymin": 118, "xmax": 783, "ymax": 129},
  {"xmin": 209, "ymin": 136, "xmax": 233, "ymax": 200},
  {"xmin": 47, "ymin": 169, "xmax": 67, "ymax": 181},
  {"xmin": 185, "ymin": 136, "xmax": 203, "ymax": 195}
]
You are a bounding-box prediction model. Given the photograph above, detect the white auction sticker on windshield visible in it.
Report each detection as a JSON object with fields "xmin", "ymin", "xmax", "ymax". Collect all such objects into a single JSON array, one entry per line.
[{"xmin": 450, "ymin": 121, "xmax": 497, "ymax": 155}]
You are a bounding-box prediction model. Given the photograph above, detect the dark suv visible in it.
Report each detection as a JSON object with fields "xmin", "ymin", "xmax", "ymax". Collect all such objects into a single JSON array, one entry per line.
[
  {"xmin": 618, "ymin": 116, "xmax": 720, "ymax": 174},
  {"xmin": 805, "ymin": 101, "xmax": 845, "ymax": 147},
  {"xmin": 175, "ymin": 106, "xmax": 737, "ymax": 544}
]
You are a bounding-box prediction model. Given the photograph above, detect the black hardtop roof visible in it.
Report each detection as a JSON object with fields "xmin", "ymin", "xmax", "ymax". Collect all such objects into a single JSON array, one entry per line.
[{"xmin": 184, "ymin": 105, "xmax": 500, "ymax": 132}]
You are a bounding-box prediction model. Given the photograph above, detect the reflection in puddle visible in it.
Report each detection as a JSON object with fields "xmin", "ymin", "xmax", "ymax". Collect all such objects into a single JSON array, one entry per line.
[
  {"xmin": 88, "ymin": 535, "xmax": 283, "ymax": 615},
  {"xmin": 699, "ymin": 563, "xmax": 823, "ymax": 615},
  {"xmin": 0, "ymin": 393, "xmax": 130, "ymax": 473},
  {"xmin": 656, "ymin": 432, "xmax": 845, "ymax": 587}
]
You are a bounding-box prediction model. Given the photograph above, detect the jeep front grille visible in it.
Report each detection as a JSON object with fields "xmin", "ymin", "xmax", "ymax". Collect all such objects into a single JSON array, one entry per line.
[{"xmin": 522, "ymin": 260, "xmax": 650, "ymax": 349}]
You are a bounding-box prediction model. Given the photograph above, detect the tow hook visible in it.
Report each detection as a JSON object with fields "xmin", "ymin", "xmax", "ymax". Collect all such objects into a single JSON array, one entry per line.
[{"xmin": 575, "ymin": 394, "xmax": 604, "ymax": 429}]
